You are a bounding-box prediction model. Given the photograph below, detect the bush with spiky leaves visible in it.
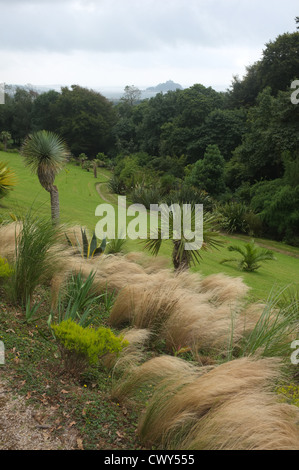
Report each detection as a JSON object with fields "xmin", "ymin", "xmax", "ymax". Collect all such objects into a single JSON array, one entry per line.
[
  {"xmin": 0, "ymin": 161, "xmax": 16, "ymax": 199},
  {"xmin": 220, "ymin": 239, "xmax": 276, "ymax": 272}
]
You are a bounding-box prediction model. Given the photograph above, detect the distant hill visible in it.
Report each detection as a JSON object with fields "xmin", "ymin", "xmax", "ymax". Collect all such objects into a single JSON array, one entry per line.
[{"xmin": 146, "ymin": 80, "xmax": 183, "ymax": 93}]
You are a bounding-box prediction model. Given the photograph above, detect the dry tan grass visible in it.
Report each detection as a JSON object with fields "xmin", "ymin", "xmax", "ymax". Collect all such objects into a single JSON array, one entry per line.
[
  {"xmin": 198, "ymin": 272, "xmax": 250, "ymax": 305},
  {"xmin": 183, "ymin": 391, "xmax": 299, "ymax": 450},
  {"xmin": 108, "ymin": 271, "xmax": 259, "ymax": 355},
  {"xmin": 112, "ymin": 354, "xmax": 299, "ymax": 450},
  {"xmin": 0, "ymin": 221, "xmax": 22, "ymax": 260}
]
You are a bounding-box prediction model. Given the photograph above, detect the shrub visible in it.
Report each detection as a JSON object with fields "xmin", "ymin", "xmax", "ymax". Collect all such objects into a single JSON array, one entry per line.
[
  {"xmin": 52, "ymin": 319, "xmax": 129, "ymax": 374},
  {"xmin": 220, "ymin": 239, "xmax": 276, "ymax": 272},
  {"xmin": 49, "ymin": 270, "xmax": 104, "ymax": 327},
  {"xmin": 9, "ymin": 213, "xmax": 62, "ymax": 306},
  {"xmin": 219, "ymin": 201, "xmax": 249, "ymax": 234},
  {"xmin": 65, "ymin": 227, "xmax": 106, "ymax": 259},
  {"xmin": 0, "ymin": 256, "xmax": 14, "ymax": 280},
  {"xmin": 130, "ymin": 185, "xmax": 162, "ymax": 209},
  {"xmin": 108, "ymin": 175, "xmax": 126, "ymax": 195}
]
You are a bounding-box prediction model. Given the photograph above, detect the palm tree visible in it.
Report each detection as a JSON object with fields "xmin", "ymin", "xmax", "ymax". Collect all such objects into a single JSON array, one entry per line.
[
  {"xmin": 0, "ymin": 131, "xmax": 11, "ymax": 152},
  {"xmin": 220, "ymin": 239, "xmax": 276, "ymax": 272},
  {"xmin": 144, "ymin": 207, "xmax": 222, "ymax": 271},
  {"xmin": 21, "ymin": 130, "xmax": 70, "ymax": 223}
]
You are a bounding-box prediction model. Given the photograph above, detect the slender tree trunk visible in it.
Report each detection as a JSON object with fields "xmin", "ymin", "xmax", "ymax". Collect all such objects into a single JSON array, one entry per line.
[
  {"xmin": 93, "ymin": 162, "xmax": 97, "ymax": 178},
  {"xmin": 172, "ymin": 240, "xmax": 189, "ymax": 271},
  {"xmin": 50, "ymin": 185, "xmax": 60, "ymax": 223}
]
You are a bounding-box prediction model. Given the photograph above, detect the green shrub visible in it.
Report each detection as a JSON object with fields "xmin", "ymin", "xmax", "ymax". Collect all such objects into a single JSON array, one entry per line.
[
  {"xmin": 49, "ymin": 270, "xmax": 104, "ymax": 327},
  {"xmin": 108, "ymin": 175, "xmax": 126, "ymax": 195},
  {"xmin": 0, "ymin": 257, "xmax": 14, "ymax": 280},
  {"xmin": 219, "ymin": 201, "xmax": 249, "ymax": 234},
  {"xmin": 65, "ymin": 227, "xmax": 106, "ymax": 259},
  {"xmin": 130, "ymin": 184, "xmax": 162, "ymax": 209},
  {"xmin": 220, "ymin": 239, "xmax": 276, "ymax": 272},
  {"xmin": 9, "ymin": 213, "xmax": 62, "ymax": 306},
  {"xmin": 52, "ymin": 319, "xmax": 128, "ymax": 372}
]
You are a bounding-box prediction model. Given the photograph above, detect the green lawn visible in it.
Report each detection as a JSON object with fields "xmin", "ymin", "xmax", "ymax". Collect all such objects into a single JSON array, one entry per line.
[{"xmin": 1, "ymin": 151, "xmax": 298, "ymax": 303}]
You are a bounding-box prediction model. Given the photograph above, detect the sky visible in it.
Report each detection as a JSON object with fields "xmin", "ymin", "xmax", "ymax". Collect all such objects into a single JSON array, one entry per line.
[{"xmin": 0, "ymin": 0, "xmax": 298, "ymax": 93}]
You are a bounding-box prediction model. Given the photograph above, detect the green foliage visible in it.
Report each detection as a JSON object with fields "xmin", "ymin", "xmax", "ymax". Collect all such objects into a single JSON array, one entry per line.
[
  {"xmin": 51, "ymin": 319, "xmax": 129, "ymax": 365},
  {"xmin": 220, "ymin": 239, "xmax": 276, "ymax": 272},
  {"xmin": 105, "ymin": 236, "xmax": 127, "ymax": 255},
  {"xmin": 130, "ymin": 184, "xmax": 162, "ymax": 210},
  {"xmin": 54, "ymin": 85, "xmax": 117, "ymax": 157},
  {"xmin": 65, "ymin": 228, "xmax": 106, "ymax": 259},
  {"xmin": 250, "ymin": 180, "xmax": 299, "ymax": 245},
  {"xmin": 185, "ymin": 144, "xmax": 226, "ymax": 196},
  {"xmin": 239, "ymin": 286, "xmax": 298, "ymax": 358},
  {"xmin": 21, "ymin": 130, "xmax": 70, "ymax": 181},
  {"xmin": 0, "ymin": 256, "xmax": 14, "ymax": 280},
  {"xmin": 9, "ymin": 213, "xmax": 62, "ymax": 306},
  {"xmin": 107, "ymin": 175, "xmax": 126, "ymax": 195},
  {"xmin": 144, "ymin": 209, "xmax": 222, "ymax": 271},
  {"xmin": 49, "ymin": 270, "xmax": 104, "ymax": 327},
  {"xmin": 164, "ymin": 186, "xmax": 214, "ymax": 212},
  {"xmin": 0, "ymin": 161, "xmax": 16, "ymax": 199},
  {"xmin": 219, "ymin": 201, "xmax": 250, "ymax": 234}
]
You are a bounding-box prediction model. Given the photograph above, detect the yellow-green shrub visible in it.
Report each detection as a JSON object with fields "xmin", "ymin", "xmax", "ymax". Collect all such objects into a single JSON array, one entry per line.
[
  {"xmin": 0, "ymin": 256, "xmax": 14, "ymax": 280},
  {"xmin": 52, "ymin": 319, "xmax": 129, "ymax": 365}
]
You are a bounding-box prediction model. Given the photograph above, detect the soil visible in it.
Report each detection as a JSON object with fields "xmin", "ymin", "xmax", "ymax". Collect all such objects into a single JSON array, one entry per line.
[{"xmin": 0, "ymin": 378, "xmax": 78, "ymax": 450}]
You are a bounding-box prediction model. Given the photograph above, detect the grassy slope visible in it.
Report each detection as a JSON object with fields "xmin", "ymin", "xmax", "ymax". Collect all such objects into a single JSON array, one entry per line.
[{"xmin": 1, "ymin": 151, "xmax": 298, "ymax": 303}]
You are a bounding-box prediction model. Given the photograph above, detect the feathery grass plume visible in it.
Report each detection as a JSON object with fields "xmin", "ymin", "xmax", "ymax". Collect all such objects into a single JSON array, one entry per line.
[
  {"xmin": 124, "ymin": 251, "xmax": 171, "ymax": 274},
  {"xmin": 198, "ymin": 272, "xmax": 249, "ymax": 305},
  {"xmin": 183, "ymin": 392, "xmax": 299, "ymax": 450},
  {"xmin": 111, "ymin": 354, "xmax": 202, "ymax": 402},
  {"xmin": 109, "ymin": 282, "xmax": 182, "ymax": 331},
  {"xmin": 163, "ymin": 300, "xmax": 243, "ymax": 354},
  {"xmin": 133, "ymin": 356, "xmax": 283, "ymax": 448},
  {"xmin": 0, "ymin": 221, "xmax": 22, "ymax": 260},
  {"xmin": 8, "ymin": 213, "xmax": 64, "ymax": 306},
  {"xmin": 104, "ymin": 327, "xmax": 152, "ymax": 373},
  {"xmin": 109, "ymin": 270, "xmax": 254, "ymax": 355}
]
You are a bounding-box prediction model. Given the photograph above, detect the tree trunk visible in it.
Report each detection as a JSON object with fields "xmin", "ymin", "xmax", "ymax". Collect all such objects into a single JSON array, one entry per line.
[
  {"xmin": 50, "ymin": 185, "xmax": 60, "ymax": 223},
  {"xmin": 172, "ymin": 240, "xmax": 189, "ymax": 272},
  {"xmin": 93, "ymin": 162, "xmax": 97, "ymax": 178}
]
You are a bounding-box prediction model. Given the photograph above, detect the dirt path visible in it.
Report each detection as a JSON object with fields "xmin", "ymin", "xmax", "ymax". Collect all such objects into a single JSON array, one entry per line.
[{"xmin": 0, "ymin": 378, "xmax": 78, "ymax": 450}]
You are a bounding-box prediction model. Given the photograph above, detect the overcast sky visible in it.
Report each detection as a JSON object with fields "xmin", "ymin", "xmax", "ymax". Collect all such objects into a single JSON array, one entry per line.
[{"xmin": 0, "ymin": 0, "xmax": 298, "ymax": 92}]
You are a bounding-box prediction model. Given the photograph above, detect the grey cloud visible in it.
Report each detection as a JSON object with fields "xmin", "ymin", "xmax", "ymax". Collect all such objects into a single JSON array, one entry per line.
[{"xmin": 0, "ymin": 0, "xmax": 297, "ymax": 55}]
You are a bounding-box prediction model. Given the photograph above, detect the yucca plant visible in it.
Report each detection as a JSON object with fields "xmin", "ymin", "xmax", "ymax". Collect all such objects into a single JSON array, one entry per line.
[
  {"xmin": 220, "ymin": 239, "xmax": 276, "ymax": 272},
  {"xmin": 48, "ymin": 270, "xmax": 104, "ymax": 327},
  {"xmin": 21, "ymin": 130, "xmax": 70, "ymax": 223},
  {"xmin": 65, "ymin": 227, "xmax": 106, "ymax": 259},
  {"xmin": 0, "ymin": 161, "xmax": 16, "ymax": 199},
  {"xmin": 144, "ymin": 207, "xmax": 222, "ymax": 271}
]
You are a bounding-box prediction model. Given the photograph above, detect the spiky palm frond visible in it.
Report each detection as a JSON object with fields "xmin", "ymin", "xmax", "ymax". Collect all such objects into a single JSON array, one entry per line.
[
  {"xmin": 0, "ymin": 161, "xmax": 16, "ymax": 199},
  {"xmin": 144, "ymin": 206, "xmax": 222, "ymax": 270},
  {"xmin": 21, "ymin": 130, "xmax": 70, "ymax": 191},
  {"xmin": 220, "ymin": 239, "xmax": 276, "ymax": 272}
]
